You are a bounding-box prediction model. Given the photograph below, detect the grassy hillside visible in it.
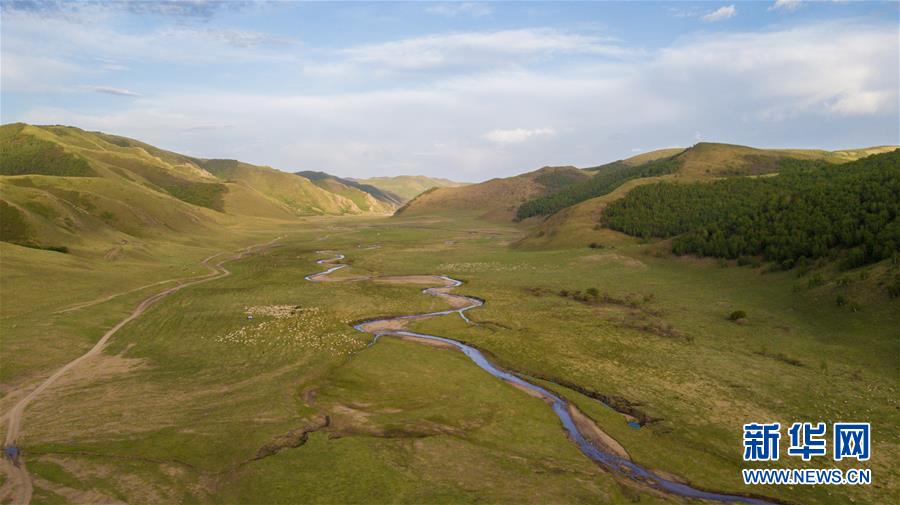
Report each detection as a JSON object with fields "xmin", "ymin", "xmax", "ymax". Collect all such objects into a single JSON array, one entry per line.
[
  {"xmin": 352, "ymin": 175, "xmax": 468, "ymax": 201},
  {"xmin": 296, "ymin": 170, "xmax": 401, "ymax": 211},
  {"xmin": 516, "ymin": 142, "xmax": 898, "ymax": 249},
  {"xmin": 514, "ymin": 176, "xmax": 675, "ymax": 250},
  {"xmin": 0, "ymin": 123, "xmax": 400, "ymax": 253},
  {"xmin": 517, "ymin": 156, "xmax": 681, "ymax": 220},
  {"xmin": 600, "ymin": 147, "xmax": 686, "ymax": 167},
  {"xmin": 0, "ymin": 124, "xmax": 95, "ymax": 177},
  {"xmin": 672, "ymin": 142, "xmax": 896, "ymax": 177},
  {"xmin": 516, "ymin": 143, "xmax": 897, "ymax": 222},
  {"xmin": 395, "ymin": 166, "xmax": 590, "ymax": 221},
  {"xmin": 193, "ymin": 159, "xmax": 375, "ymax": 216}
]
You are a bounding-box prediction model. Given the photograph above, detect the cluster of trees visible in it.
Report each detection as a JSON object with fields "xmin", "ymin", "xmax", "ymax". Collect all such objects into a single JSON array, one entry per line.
[
  {"xmin": 516, "ymin": 157, "xmax": 680, "ymax": 220},
  {"xmin": 602, "ymin": 150, "xmax": 900, "ymax": 269},
  {"xmin": 532, "ymin": 169, "xmax": 590, "ymax": 193}
]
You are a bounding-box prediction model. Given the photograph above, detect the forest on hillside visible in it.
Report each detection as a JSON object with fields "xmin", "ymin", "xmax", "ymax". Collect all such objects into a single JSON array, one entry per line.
[
  {"xmin": 601, "ymin": 150, "xmax": 900, "ymax": 270},
  {"xmin": 515, "ymin": 157, "xmax": 679, "ymax": 220}
]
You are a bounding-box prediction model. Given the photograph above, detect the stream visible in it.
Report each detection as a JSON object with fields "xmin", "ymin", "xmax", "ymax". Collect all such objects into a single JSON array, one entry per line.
[{"xmin": 307, "ymin": 252, "xmax": 776, "ymax": 505}]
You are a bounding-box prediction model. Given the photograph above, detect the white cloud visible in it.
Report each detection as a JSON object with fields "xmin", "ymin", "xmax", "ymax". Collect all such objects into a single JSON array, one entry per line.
[
  {"xmin": 5, "ymin": 19, "xmax": 897, "ymax": 179},
  {"xmin": 0, "ymin": 53, "xmax": 80, "ymax": 92},
  {"xmin": 827, "ymin": 90, "xmax": 892, "ymax": 115},
  {"xmin": 426, "ymin": 3, "xmax": 493, "ymax": 18},
  {"xmin": 81, "ymin": 85, "xmax": 142, "ymax": 97},
  {"xmin": 655, "ymin": 23, "xmax": 897, "ymax": 117},
  {"xmin": 668, "ymin": 7, "xmax": 702, "ymax": 19},
  {"xmin": 0, "ymin": 0, "xmax": 245, "ymax": 20},
  {"xmin": 702, "ymin": 5, "xmax": 737, "ymax": 22},
  {"xmin": 341, "ymin": 29, "xmax": 632, "ymax": 71},
  {"xmin": 483, "ymin": 128, "xmax": 557, "ymax": 144},
  {"xmin": 0, "ymin": 8, "xmax": 300, "ymax": 72},
  {"xmin": 769, "ymin": 0, "xmax": 804, "ymax": 11}
]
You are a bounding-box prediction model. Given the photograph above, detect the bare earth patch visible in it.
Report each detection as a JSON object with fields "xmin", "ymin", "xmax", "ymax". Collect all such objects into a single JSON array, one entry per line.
[
  {"xmin": 356, "ymin": 319, "xmax": 411, "ymax": 333},
  {"xmin": 566, "ymin": 404, "xmax": 630, "ymax": 460},
  {"xmin": 374, "ymin": 275, "xmax": 453, "ymax": 286},
  {"xmin": 398, "ymin": 335, "xmax": 456, "ymax": 350}
]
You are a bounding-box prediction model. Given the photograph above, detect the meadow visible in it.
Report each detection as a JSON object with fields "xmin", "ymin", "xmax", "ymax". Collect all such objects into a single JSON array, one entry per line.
[{"xmin": 2, "ymin": 213, "xmax": 896, "ymax": 504}]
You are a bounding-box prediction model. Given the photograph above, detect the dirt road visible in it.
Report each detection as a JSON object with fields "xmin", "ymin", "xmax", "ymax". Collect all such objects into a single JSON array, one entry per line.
[{"xmin": 0, "ymin": 238, "xmax": 280, "ymax": 505}]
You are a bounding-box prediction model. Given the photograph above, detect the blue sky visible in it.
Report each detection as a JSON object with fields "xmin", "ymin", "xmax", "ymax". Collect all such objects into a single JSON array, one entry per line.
[{"xmin": 2, "ymin": 1, "xmax": 898, "ymax": 181}]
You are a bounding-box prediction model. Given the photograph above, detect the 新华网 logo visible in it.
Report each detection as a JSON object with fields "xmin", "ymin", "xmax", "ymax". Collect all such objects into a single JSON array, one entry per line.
[{"xmin": 741, "ymin": 422, "xmax": 871, "ymax": 486}]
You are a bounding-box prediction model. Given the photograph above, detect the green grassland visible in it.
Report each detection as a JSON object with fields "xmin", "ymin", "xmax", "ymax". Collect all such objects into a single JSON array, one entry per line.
[
  {"xmin": 3, "ymin": 211, "xmax": 896, "ymax": 504},
  {"xmin": 4, "ymin": 221, "xmax": 665, "ymax": 504}
]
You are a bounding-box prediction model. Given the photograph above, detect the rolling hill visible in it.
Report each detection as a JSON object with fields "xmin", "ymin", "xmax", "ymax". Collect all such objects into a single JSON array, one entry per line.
[
  {"xmin": 601, "ymin": 149, "xmax": 900, "ymax": 269},
  {"xmin": 516, "ymin": 143, "xmax": 899, "ymax": 250},
  {"xmin": 516, "ymin": 143, "xmax": 899, "ymax": 222},
  {"xmin": 0, "ymin": 123, "xmax": 398, "ymax": 254},
  {"xmin": 352, "ymin": 175, "xmax": 468, "ymax": 202},
  {"xmin": 670, "ymin": 142, "xmax": 897, "ymax": 177},
  {"xmin": 394, "ymin": 166, "xmax": 590, "ymax": 221}
]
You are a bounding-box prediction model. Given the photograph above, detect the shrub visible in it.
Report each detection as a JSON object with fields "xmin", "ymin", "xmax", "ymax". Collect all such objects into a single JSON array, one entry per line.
[
  {"xmin": 586, "ymin": 287, "xmax": 600, "ymax": 298},
  {"xmin": 728, "ymin": 310, "xmax": 747, "ymax": 321}
]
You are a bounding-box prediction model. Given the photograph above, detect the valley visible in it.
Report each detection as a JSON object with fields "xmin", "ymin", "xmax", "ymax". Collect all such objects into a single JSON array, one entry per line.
[
  {"xmin": 3, "ymin": 3, "xmax": 898, "ymax": 504},
  {"xmin": 0, "ymin": 126, "xmax": 898, "ymax": 505}
]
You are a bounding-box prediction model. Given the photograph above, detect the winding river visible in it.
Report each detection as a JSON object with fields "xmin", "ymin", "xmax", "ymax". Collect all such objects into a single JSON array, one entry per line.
[{"xmin": 307, "ymin": 252, "xmax": 776, "ymax": 505}]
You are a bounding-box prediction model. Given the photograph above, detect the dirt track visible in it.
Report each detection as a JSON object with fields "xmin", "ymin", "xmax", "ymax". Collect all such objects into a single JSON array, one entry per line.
[{"xmin": 0, "ymin": 237, "xmax": 280, "ymax": 505}]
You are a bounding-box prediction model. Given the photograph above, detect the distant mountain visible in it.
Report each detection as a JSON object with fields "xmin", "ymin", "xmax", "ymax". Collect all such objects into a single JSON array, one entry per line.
[
  {"xmin": 295, "ymin": 171, "xmax": 402, "ymax": 211},
  {"xmin": 0, "ymin": 123, "xmax": 396, "ymax": 252},
  {"xmin": 395, "ymin": 166, "xmax": 590, "ymax": 221},
  {"xmin": 351, "ymin": 175, "xmax": 468, "ymax": 202}
]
